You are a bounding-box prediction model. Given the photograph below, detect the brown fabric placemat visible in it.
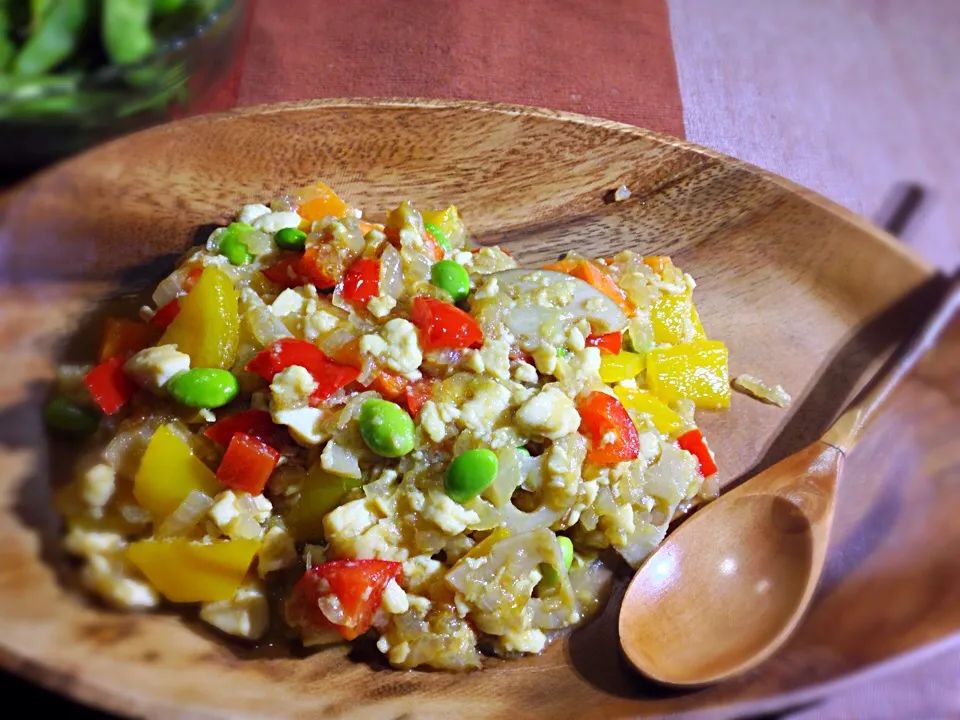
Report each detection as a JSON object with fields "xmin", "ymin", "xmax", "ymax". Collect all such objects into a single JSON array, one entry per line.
[{"xmin": 205, "ymin": 0, "xmax": 684, "ymax": 138}]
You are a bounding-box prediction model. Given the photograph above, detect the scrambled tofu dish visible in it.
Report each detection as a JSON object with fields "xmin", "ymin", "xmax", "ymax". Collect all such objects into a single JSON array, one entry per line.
[{"xmin": 48, "ymin": 181, "xmax": 731, "ymax": 670}]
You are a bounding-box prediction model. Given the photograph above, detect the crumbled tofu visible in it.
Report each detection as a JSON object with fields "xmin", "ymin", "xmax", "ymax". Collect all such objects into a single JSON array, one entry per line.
[
  {"xmin": 257, "ymin": 525, "xmax": 298, "ymax": 577},
  {"xmin": 199, "ymin": 580, "xmax": 270, "ymax": 640},
  {"xmin": 271, "ymin": 288, "xmax": 307, "ymax": 317},
  {"xmin": 303, "ymin": 309, "xmax": 341, "ymax": 341},
  {"xmin": 479, "ymin": 339, "xmax": 511, "ymax": 381},
  {"xmin": 567, "ymin": 326, "xmax": 586, "ymax": 352},
  {"xmin": 80, "ymin": 463, "xmax": 116, "ymax": 518},
  {"xmin": 418, "ymin": 401, "xmax": 448, "ymax": 443},
  {"xmin": 515, "ymin": 386, "xmax": 580, "ymax": 439},
  {"xmin": 638, "ymin": 431, "xmax": 661, "ymax": 462},
  {"xmin": 613, "ymin": 184, "xmax": 631, "ymax": 202},
  {"xmin": 252, "ymin": 211, "xmax": 302, "ymax": 233},
  {"xmin": 459, "ymin": 381, "xmax": 511, "ymax": 433},
  {"xmin": 237, "ymin": 203, "xmax": 271, "ymax": 224},
  {"xmin": 531, "ymin": 343, "xmax": 558, "ymax": 375},
  {"xmin": 367, "ymin": 295, "xmax": 397, "ymax": 318},
  {"xmin": 381, "ymin": 319, "xmax": 422, "ymax": 375},
  {"xmin": 401, "ymin": 555, "xmax": 443, "ymax": 593},
  {"xmin": 407, "ymin": 594, "xmax": 432, "ymax": 614},
  {"xmin": 81, "ymin": 553, "xmax": 159, "ymax": 610},
  {"xmin": 422, "ymin": 491, "xmax": 480, "ymax": 535},
  {"xmin": 380, "ymin": 578, "xmax": 409, "ymax": 614},
  {"xmin": 64, "ymin": 527, "xmax": 127, "ymax": 557},
  {"xmin": 512, "ymin": 361, "xmax": 539, "ymax": 385},
  {"xmin": 473, "ymin": 276, "xmax": 499, "ymax": 300},
  {"xmin": 732, "ymin": 374, "xmax": 793, "ymax": 408},
  {"xmin": 209, "ymin": 490, "xmax": 271, "ymax": 539},
  {"xmin": 500, "ymin": 628, "xmax": 547, "ymax": 654},
  {"xmin": 270, "ymin": 365, "xmax": 317, "ymax": 411},
  {"xmin": 272, "ymin": 407, "xmax": 327, "ymax": 446},
  {"xmin": 320, "ymin": 440, "xmax": 362, "ymax": 479},
  {"xmin": 123, "ymin": 344, "xmax": 190, "ymax": 392},
  {"xmin": 324, "ymin": 498, "xmax": 379, "ymax": 540},
  {"xmin": 462, "ymin": 348, "xmax": 485, "ymax": 374}
]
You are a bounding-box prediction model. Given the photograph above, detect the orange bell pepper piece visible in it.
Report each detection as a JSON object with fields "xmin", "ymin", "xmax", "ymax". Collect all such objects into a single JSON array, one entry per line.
[{"xmin": 98, "ymin": 318, "xmax": 159, "ymax": 362}]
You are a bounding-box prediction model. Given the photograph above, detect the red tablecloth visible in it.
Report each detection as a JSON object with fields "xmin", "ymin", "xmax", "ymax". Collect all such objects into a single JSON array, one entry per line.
[{"xmin": 204, "ymin": 0, "xmax": 684, "ymax": 139}]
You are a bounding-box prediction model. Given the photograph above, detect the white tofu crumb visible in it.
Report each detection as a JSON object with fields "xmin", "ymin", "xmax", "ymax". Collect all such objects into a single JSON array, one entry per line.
[
  {"xmin": 237, "ymin": 203, "xmax": 272, "ymax": 224},
  {"xmin": 515, "ymin": 386, "xmax": 580, "ymax": 439},
  {"xmin": 81, "ymin": 463, "xmax": 116, "ymax": 518},
  {"xmin": 459, "ymin": 382, "xmax": 511, "ymax": 433},
  {"xmin": 123, "ymin": 344, "xmax": 190, "ymax": 393},
  {"xmin": 271, "ymin": 288, "xmax": 307, "ymax": 317},
  {"xmin": 512, "ymin": 361, "xmax": 539, "ymax": 385},
  {"xmin": 407, "ymin": 594, "xmax": 432, "ymax": 614},
  {"xmin": 199, "ymin": 580, "xmax": 270, "ymax": 640},
  {"xmin": 272, "ymin": 407, "xmax": 327, "ymax": 446},
  {"xmin": 388, "ymin": 641, "xmax": 411, "ymax": 664},
  {"xmin": 257, "ymin": 525, "xmax": 298, "ymax": 577},
  {"xmin": 501, "ymin": 628, "xmax": 547, "ymax": 654},
  {"xmin": 479, "ymin": 339, "xmax": 511, "ymax": 380},
  {"xmin": 252, "ymin": 211, "xmax": 302, "ymax": 233},
  {"xmin": 320, "ymin": 440, "xmax": 362, "ymax": 479},
  {"xmin": 422, "ymin": 491, "xmax": 479, "ymax": 535},
  {"xmin": 613, "ymin": 185, "xmax": 631, "ymax": 202},
  {"xmin": 270, "ymin": 365, "xmax": 317, "ymax": 411},
  {"xmin": 462, "ymin": 348, "xmax": 485, "ymax": 374},
  {"xmin": 367, "ymin": 295, "xmax": 398, "ymax": 318},
  {"xmin": 418, "ymin": 401, "xmax": 448, "ymax": 443},
  {"xmin": 567, "ymin": 326, "xmax": 586, "ymax": 352},
  {"xmin": 324, "ymin": 498, "xmax": 379, "ymax": 539},
  {"xmin": 303, "ymin": 309, "xmax": 341, "ymax": 340},
  {"xmin": 381, "ymin": 318, "xmax": 422, "ymax": 374},
  {"xmin": 380, "ymin": 578, "xmax": 409, "ymax": 614},
  {"xmin": 531, "ymin": 343, "xmax": 558, "ymax": 375},
  {"xmin": 81, "ymin": 553, "xmax": 159, "ymax": 610}
]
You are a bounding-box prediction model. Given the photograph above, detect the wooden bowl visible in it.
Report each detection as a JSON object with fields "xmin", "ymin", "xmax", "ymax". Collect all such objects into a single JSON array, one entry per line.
[{"xmin": 1, "ymin": 99, "xmax": 958, "ymax": 719}]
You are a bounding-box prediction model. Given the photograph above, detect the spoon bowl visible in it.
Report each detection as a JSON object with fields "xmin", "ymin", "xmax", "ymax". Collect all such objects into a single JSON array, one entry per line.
[{"xmin": 620, "ymin": 443, "xmax": 839, "ymax": 686}]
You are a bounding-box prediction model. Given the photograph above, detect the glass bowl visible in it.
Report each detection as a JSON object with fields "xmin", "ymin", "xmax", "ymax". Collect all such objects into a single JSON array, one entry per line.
[{"xmin": 0, "ymin": 0, "xmax": 247, "ymax": 180}]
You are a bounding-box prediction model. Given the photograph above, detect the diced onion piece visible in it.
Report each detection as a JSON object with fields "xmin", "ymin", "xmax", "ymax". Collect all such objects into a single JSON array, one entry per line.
[
  {"xmin": 732, "ymin": 374, "xmax": 792, "ymax": 408},
  {"xmin": 152, "ymin": 266, "xmax": 193, "ymax": 307},
  {"xmin": 155, "ymin": 490, "xmax": 214, "ymax": 538},
  {"xmin": 246, "ymin": 306, "xmax": 292, "ymax": 346},
  {"xmin": 379, "ymin": 244, "xmax": 403, "ymax": 299}
]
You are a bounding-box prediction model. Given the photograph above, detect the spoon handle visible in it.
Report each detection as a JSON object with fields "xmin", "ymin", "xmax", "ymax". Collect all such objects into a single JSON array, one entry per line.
[{"xmin": 822, "ymin": 272, "xmax": 960, "ymax": 454}]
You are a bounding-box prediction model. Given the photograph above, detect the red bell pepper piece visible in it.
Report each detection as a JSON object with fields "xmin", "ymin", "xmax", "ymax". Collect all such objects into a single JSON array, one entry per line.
[
  {"xmin": 149, "ymin": 298, "xmax": 181, "ymax": 329},
  {"xmin": 245, "ymin": 338, "xmax": 359, "ymax": 401},
  {"xmin": 585, "ymin": 331, "xmax": 622, "ymax": 355},
  {"xmin": 405, "ymin": 377, "xmax": 434, "ymax": 416},
  {"xmin": 577, "ymin": 390, "xmax": 640, "ymax": 464},
  {"xmin": 296, "ymin": 245, "xmax": 338, "ymax": 290},
  {"xmin": 261, "ymin": 255, "xmax": 309, "ymax": 289},
  {"xmin": 410, "ymin": 295, "xmax": 483, "ymax": 351},
  {"xmin": 286, "ymin": 559, "xmax": 402, "ymax": 641},
  {"xmin": 82, "ymin": 356, "xmax": 135, "ymax": 415},
  {"xmin": 677, "ymin": 428, "xmax": 718, "ymax": 477},
  {"xmin": 204, "ymin": 409, "xmax": 288, "ymax": 448},
  {"xmin": 215, "ymin": 432, "xmax": 280, "ymax": 495},
  {"xmin": 340, "ymin": 257, "xmax": 380, "ymax": 305},
  {"xmin": 98, "ymin": 318, "xmax": 158, "ymax": 362}
]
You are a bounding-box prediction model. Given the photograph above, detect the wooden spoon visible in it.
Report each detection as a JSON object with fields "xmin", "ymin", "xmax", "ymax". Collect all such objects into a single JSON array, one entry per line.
[{"xmin": 619, "ymin": 274, "xmax": 960, "ymax": 687}]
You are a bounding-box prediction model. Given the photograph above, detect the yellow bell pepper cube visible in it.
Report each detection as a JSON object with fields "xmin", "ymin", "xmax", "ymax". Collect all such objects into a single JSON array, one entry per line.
[
  {"xmin": 420, "ymin": 205, "xmax": 463, "ymax": 243},
  {"xmin": 284, "ymin": 463, "xmax": 364, "ymax": 541},
  {"xmin": 614, "ymin": 387, "xmax": 685, "ymax": 435},
  {"xmin": 599, "ymin": 350, "xmax": 645, "ymax": 383},
  {"xmin": 652, "ymin": 292, "xmax": 707, "ymax": 344},
  {"xmin": 160, "ymin": 266, "xmax": 239, "ymax": 369},
  {"xmin": 646, "ymin": 340, "xmax": 730, "ymax": 409},
  {"xmin": 134, "ymin": 424, "xmax": 222, "ymax": 519},
  {"xmin": 127, "ymin": 538, "xmax": 260, "ymax": 603}
]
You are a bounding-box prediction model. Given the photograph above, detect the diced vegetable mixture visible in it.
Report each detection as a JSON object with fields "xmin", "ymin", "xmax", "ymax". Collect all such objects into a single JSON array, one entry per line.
[{"xmin": 49, "ymin": 181, "xmax": 733, "ymax": 670}]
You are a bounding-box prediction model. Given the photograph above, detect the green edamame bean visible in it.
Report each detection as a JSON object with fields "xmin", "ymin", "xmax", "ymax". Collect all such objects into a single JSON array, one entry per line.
[
  {"xmin": 227, "ymin": 221, "xmax": 253, "ymax": 234},
  {"xmin": 516, "ymin": 446, "xmax": 530, "ymax": 457},
  {"xmin": 423, "ymin": 222, "xmax": 451, "ymax": 251},
  {"xmin": 12, "ymin": 0, "xmax": 87, "ymax": 76},
  {"xmin": 274, "ymin": 227, "xmax": 307, "ymax": 252},
  {"xmin": 358, "ymin": 399, "xmax": 415, "ymax": 458},
  {"xmin": 167, "ymin": 368, "xmax": 238, "ymax": 409},
  {"xmin": 102, "ymin": 0, "xmax": 155, "ymax": 66},
  {"xmin": 219, "ymin": 231, "xmax": 253, "ymax": 265},
  {"xmin": 43, "ymin": 396, "xmax": 99, "ymax": 437},
  {"xmin": 444, "ymin": 448, "xmax": 498, "ymax": 503},
  {"xmin": 538, "ymin": 535, "xmax": 575, "ymax": 588},
  {"xmin": 430, "ymin": 260, "xmax": 470, "ymax": 302}
]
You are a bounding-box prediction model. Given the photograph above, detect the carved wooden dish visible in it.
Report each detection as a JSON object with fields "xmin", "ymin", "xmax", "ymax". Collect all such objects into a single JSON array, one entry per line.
[{"xmin": 0, "ymin": 99, "xmax": 958, "ymax": 719}]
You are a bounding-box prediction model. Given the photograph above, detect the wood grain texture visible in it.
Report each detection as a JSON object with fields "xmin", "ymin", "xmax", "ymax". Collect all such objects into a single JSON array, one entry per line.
[{"xmin": 0, "ymin": 99, "xmax": 957, "ymax": 719}]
